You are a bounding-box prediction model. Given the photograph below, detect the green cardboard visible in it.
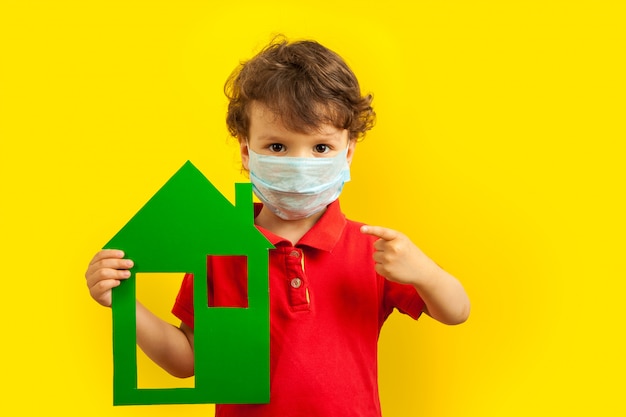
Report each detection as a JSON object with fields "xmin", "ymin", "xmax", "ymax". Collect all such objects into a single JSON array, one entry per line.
[{"xmin": 104, "ymin": 161, "xmax": 273, "ymax": 405}]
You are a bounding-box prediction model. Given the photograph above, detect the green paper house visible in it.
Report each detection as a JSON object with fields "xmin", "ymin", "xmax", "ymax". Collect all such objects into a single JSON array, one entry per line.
[{"xmin": 104, "ymin": 161, "xmax": 273, "ymax": 405}]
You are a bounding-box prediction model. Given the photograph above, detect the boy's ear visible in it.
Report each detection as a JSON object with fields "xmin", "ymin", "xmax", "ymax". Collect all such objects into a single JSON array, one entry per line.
[
  {"xmin": 239, "ymin": 136, "xmax": 250, "ymax": 171},
  {"xmin": 346, "ymin": 138, "xmax": 357, "ymax": 166}
]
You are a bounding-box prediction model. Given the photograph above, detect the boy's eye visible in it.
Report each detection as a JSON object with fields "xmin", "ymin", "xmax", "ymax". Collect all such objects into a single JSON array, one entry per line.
[
  {"xmin": 314, "ymin": 144, "xmax": 330, "ymax": 154},
  {"xmin": 269, "ymin": 144, "xmax": 285, "ymax": 153}
]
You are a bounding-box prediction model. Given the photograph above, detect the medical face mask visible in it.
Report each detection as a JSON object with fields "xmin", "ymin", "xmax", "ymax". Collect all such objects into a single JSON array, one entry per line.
[{"xmin": 247, "ymin": 147, "xmax": 351, "ymax": 220}]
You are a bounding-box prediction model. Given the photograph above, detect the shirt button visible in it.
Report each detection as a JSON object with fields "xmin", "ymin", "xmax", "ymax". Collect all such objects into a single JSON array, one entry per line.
[
  {"xmin": 290, "ymin": 278, "xmax": 302, "ymax": 289},
  {"xmin": 289, "ymin": 250, "xmax": 300, "ymax": 258}
]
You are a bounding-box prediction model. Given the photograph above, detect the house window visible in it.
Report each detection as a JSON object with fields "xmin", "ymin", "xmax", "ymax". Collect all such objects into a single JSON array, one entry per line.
[
  {"xmin": 135, "ymin": 272, "xmax": 195, "ymax": 389},
  {"xmin": 207, "ymin": 255, "xmax": 249, "ymax": 308}
]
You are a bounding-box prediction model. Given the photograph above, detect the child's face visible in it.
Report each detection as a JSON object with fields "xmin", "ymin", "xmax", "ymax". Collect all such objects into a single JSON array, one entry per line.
[{"xmin": 240, "ymin": 101, "xmax": 355, "ymax": 170}]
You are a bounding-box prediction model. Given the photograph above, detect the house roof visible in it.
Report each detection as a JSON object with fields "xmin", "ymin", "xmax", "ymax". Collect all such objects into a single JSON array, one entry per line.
[{"xmin": 105, "ymin": 160, "xmax": 273, "ymax": 273}]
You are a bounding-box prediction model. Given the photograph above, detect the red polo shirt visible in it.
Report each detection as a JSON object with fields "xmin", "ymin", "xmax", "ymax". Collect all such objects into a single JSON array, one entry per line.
[{"xmin": 172, "ymin": 200, "xmax": 424, "ymax": 417}]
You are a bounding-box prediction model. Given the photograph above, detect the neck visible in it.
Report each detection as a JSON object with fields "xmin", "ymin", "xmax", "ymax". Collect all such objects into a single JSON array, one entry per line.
[{"xmin": 255, "ymin": 205, "xmax": 325, "ymax": 245}]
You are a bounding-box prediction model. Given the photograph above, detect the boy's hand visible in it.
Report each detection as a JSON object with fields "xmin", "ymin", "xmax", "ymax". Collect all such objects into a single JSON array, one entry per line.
[
  {"xmin": 360, "ymin": 225, "xmax": 436, "ymax": 286},
  {"xmin": 85, "ymin": 249, "xmax": 134, "ymax": 307},
  {"xmin": 361, "ymin": 225, "xmax": 471, "ymax": 324}
]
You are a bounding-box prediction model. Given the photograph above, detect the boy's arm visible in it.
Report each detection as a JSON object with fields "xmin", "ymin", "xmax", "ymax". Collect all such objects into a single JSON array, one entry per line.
[
  {"xmin": 360, "ymin": 225, "xmax": 470, "ymax": 325},
  {"xmin": 135, "ymin": 302, "xmax": 195, "ymax": 378},
  {"xmin": 86, "ymin": 249, "xmax": 195, "ymax": 378}
]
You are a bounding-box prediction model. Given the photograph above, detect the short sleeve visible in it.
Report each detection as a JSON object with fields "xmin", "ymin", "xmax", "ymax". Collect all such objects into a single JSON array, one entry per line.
[
  {"xmin": 381, "ymin": 278, "xmax": 425, "ymax": 322},
  {"xmin": 172, "ymin": 272, "xmax": 195, "ymax": 329}
]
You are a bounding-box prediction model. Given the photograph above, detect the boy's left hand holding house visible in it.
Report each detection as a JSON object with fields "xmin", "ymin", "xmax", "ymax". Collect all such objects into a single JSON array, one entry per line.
[{"xmin": 360, "ymin": 225, "xmax": 470, "ymax": 326}]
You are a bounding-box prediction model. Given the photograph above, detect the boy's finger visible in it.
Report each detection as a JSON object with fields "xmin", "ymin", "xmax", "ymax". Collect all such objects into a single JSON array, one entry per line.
[
  {"xmin": 86, "ymin": 268, "xmax": 131, "ymax": 288},
  {"xmin": 89, "ymin": 249, "xmax": 125, "ymax": 265},
  {"xmin": 97, "ymin": 257, "xmax": 134, "ymax": 270},
  {"xmin": 360, "ymin": 225, "xmax": 399, "ymax": 241}
]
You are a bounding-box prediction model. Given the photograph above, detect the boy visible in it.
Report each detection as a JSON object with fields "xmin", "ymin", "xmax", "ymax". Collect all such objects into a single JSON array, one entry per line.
[{"xmin": 85, "ymin": 38, "xmax": 470, "ymax": 416}]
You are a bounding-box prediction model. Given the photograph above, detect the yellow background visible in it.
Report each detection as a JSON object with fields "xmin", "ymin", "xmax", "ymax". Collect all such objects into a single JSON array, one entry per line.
[{"xmin": 1, "ymin": 1, "xmax": 624, "ymax": 415}]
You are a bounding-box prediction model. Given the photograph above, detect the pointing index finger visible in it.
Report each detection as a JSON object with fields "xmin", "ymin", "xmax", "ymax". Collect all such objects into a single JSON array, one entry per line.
[{"xmin": 360, "ymin": 225, "xmax": 399, "ymax": 241}]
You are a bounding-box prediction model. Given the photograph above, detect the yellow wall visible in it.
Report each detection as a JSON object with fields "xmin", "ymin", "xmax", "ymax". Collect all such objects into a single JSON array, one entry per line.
[{"xmin": 1, "ymin": 1, "xmax": 624, "ymax": 415}]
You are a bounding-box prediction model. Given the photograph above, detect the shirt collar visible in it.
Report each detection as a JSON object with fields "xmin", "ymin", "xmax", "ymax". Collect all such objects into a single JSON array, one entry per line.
[{"xmin": 254, "ymin": 200, "xmax": 346, "ymax": 252}]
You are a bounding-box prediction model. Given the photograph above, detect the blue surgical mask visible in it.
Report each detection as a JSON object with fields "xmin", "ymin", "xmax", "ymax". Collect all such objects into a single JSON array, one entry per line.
[{"xmin": 247, "ymin": 147, "xmax": 351, "ymax": 220}]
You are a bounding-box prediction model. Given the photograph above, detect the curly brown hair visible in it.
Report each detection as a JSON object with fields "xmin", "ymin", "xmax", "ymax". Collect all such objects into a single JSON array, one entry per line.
[{"xmin": 224, "ymin": 37, "xmax": 375, "ymax": 141}]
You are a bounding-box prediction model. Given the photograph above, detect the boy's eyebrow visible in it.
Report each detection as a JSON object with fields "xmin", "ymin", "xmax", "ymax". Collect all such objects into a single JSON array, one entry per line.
[
  {"xmin": 256, "ymin": 131, "xmax": 345, "ymax": 143},
  {"xmin": 255, "ymin": 134, "xmax": 288, "ymax": 143}
]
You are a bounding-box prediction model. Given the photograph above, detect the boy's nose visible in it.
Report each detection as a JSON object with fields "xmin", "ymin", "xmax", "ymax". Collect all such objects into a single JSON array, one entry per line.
[{"xmin": 289, "ymin": 147, "xmax": 310, "ymax": 158}]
